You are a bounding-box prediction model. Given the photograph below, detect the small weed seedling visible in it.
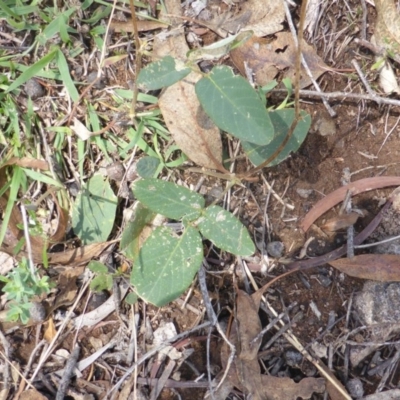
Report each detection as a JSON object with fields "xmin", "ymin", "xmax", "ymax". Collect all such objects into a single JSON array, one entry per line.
[
  {"xmin": 119, "ymin": 178, "xmax": 255, "ymax": 307},
  {"xmin": 0, "ymin": 258, "xmax": 51, "ymax": 324}
]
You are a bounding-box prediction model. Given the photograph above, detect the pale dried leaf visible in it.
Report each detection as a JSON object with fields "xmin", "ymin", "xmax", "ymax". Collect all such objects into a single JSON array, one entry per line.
[
  {"xmin": 214, "ymin": 0, "xmax": 285, "ymax": 37},
  {"xmin": 110, "ymin": 19, "xmax": 168, "ymax": 32},
  {"xmin": 153, "ymin": 0, "xmax": 223, "ymax": 170},
  {"xmin": 230, "ymin": 32, "xmax": 329, "ymax": 88},
  {"xmin": 377, "ymin": 59, "xmax": 400, "ymax": 94},
  {"xmin": 159, "ymin": 73, "xmax": 223, "ymax": 170},
  {"xmin": 374, "ymin": 0, "xmax": 400, "ymax": 53},
  {"xmin": 72, "ymin": 118, "xmax": 92, "ymax": 141}
]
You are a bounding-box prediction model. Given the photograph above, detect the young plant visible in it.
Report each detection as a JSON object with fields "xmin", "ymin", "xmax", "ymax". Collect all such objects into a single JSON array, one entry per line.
[
  {"xmin": 0, "ymin": 258, "xmax": 51, "ymax": 324},
  {"xmin": 123, "ymin": 178, "xmax": 255, "ymax": 307},
  {"xmin": 137, "ymin": 50, "xmax": 311, "ymax": 169}
]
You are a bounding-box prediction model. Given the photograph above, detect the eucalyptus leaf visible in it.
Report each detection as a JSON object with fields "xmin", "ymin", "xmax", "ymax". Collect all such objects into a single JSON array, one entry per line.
[
  {"xmin": 132, "ymin": 178, "xmax": 205, "ymax": 220},
  {"xmin": 242, "ymin": 109, "xmax": 311, "ymax": 167},
  {"xmin": 131, "ymin": 226, "xmax": 203, "ymax": 306},
  {"xmin": 197, "ymin": 205, "xmax": 255, "ymax": 256},
  {"xmin": 137, "ymin": 56, "xmax": 191, "ymax": 90},
  {"xmin": 195, "ymin": 66, "xmax": 274, "ymax": 146}
]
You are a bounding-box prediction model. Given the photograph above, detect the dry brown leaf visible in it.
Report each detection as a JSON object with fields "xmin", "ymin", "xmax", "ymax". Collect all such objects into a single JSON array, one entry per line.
[
  {"xmin": 218, "ymin": 287, "xmax": 326, "ymax": 399},
  {"xmin": 320, "ymin": 212, "xmax": 360, "ymax": 232},
  {"xmin": 47, "ymin": 241, "xmax": 115, "ymax": 265},
  {"xmin": 210, "ymin": 0, "xmax": 285, "ymax": 37},
  {"xmin": 329, "ymin": 254, "xmax": 400, "ymax": 282},
  {"xmin": 300, "ymin": 177, "xmax": 400, "ymax": 233},
  {"xmin": 236, "ymin": 289, "xmax": 262, "ymax": 361},
  {"xmin": 20, "ymin": 390, "xmax": 48, "ymax": 400},
  {"xmin": 44, "ymin": 317, "xmax": 57, "ymax": 342},
  {"xmin": 159, "ymin": 74, "xmax": 223, "ymax": 170},
  {"xmin": 260, "ymin": 376, "xmax": 325, "ymax": 400},
  {"xmin": 374, "ymin": 0, "xmax": 400, "ymax": 53},
  {"xmin": 110, "ymin": 19, "xmax": 168, "ymax": 33},
  {"xmin": 230, "ymin": 32, "xmax": 329, "ymax": 88},
  {"xmin": 152, "ymin": 0, "xmax": 223, "ymax": 171}
]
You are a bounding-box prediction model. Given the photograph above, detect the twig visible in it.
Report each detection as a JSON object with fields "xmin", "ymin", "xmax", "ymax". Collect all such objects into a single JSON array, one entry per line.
[
  {"xmin": 284, "ymin": 0, "xmax": 336, "ymax": 117},
  {"xmin": 56, "ymin": 345, "xmax": 80, "ymax": 400},
  {"xmin": 273, "ymin": 88, "xmax": 400, "ymax": 107},
  {"xmin": 29, "ymin": 279, "xmax": 91, "ymax": 384},
  {"xmin": 20, "ymin": 204, "xmax": 36, "ymax": 278},
  {"xmin": 0, "ymin": 330, "xmax": 10, "ymax": 393},
  {"xmin": 198, "ymin": 263, "xmax": 235, "ymax": 393},
  {"xmin": 360, "ymin": 0, "xmax": 368, "ymax": 41},
  {"xmin": 351, "ymin": 59, "xmax": 376, "ymax": 98}
]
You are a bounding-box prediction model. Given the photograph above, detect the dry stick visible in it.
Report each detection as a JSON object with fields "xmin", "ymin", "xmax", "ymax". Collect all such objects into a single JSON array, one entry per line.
[
  {"xmin": 283, "ymin": 0, "xmax": 336, "ymax": 117},
  {"xmin": 56, "ymin": 345, "xmax": 80, "ymax": 400},
  {"xmin": 0, "ymin": 330, "xmax": 10, "ymax": 394},
  {"xmin": 275, "ymin": 88, "xmax": 400, "ymax": 107},
  {"xmin": 29, "ymin": 279, "xmax": 91, "ymax": 384},
  {"xmin": 198, "ymin": 264, "xmax": 235, "ymax": 395},
  {"xmin": 129, "ymin": 0, "xmax": 142, "ymax": 116},
  {"xmin": 242, "ymin": 0, "xmax": 308, "ymax": 178},
  {"xmin": 107, "ymin": 321, "xmax": 212, "ymax": 395}
]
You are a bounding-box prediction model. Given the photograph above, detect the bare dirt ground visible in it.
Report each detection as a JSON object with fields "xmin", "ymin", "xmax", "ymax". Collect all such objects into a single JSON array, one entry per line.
[{"xmin": 3, "ymin": 0, "xmax": 400, "ymax": 399}]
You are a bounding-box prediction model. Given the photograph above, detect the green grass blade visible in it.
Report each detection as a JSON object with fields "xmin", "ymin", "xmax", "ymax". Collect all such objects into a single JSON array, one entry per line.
[{"xmin": 6, "ymin": 49, "xmax": 58, "ymax": 93}]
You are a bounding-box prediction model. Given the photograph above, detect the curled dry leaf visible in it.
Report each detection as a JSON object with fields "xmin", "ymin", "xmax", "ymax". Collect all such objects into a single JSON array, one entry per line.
[
  {"xmin": 216, "ymin": 287, "xmax": 326, "ymax": 399},
  {"xmin": 328, "ymin": 254, "xmax": 400, "ymax": 282},
  {"xmin": 230, "ymin": 32, "xmax": 329, "ymax": 88},
  {"xmin": 152, "ymin": 0, "xmax": 223, "ymax": 171},
  {"xmin": 320, "ymin": 212, "xmax": 360, "ymax": 232},
  {"xmin": 300, "ymin": 177, "xmax": 400, "ymax": 233}
]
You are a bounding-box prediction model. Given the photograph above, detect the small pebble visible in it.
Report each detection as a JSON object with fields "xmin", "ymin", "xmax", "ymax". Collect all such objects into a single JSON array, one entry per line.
[
  {"xmin": 87, "ymin": 71, "xmax": 104, "ymax": 89},
  {"xmin": 87, "ymin": 291, "xmax": 109, "ymax": 311},
  {"xmin": 346, "ymin": 378, "xmax": 364, "ymax": 398},
  {"xmin": 267, "ymin": 241, "xmax": 284, "ymax": 258},
  {"xmin": 296, "ymin": 188, "xmax": 313, "ymax": 199},
  {"xmin": 284, "ymin": 349, "xmax": 302, "ymax": 367},
  {"xmin": 24, "ymin": 78, "xmax": 44, "ymax": 99},
  {"xmin": 29, "ymin": 302, "xmax": 46, "ymax": 323},
  {"xmin": 106, "ymin": 162, "xmax": 125, "ymax": 181}
]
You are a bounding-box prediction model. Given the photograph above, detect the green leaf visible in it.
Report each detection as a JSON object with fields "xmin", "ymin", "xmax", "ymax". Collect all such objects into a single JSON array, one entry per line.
[
  {"xmin": 131, "ymin": 226, "xmax": 203, "ymax": 306},
  {"xmin": 88, "ymin": 260, "xmax": 108, "ymax": 274},
  {"xmin": 242, "ymin": 109, "xmax": 311, "ymax": 167},
  {"xmin": 136, "ymin": 156, "xmax": 161, "ymax": 178},
  {"xmin": 6, "ymin": 49, "xmax": 58, "ymax": 93},
  {"xmin": 195, "ymin": 66, "xmax": 274, "ymax": 145},
  {"xmin": 57, "ymin": 49, "xmax": 79, "ymax": 101},
  {"xmin": 90, "ymin": 274, "xmax": 113, "ymax": 292},
  {"xmin": 137, "ymin": 56, "xmax": 191, "ymax": 90},
  {"xmin": 197, "ymin": 205, "xmax": 255, "ymax": 256},
  {"xmin": 72, "ymin": 174, "xmax": 118, "ymax": 244},
  {"xmin": 120, "ymin": 202, "xmax": 157, "ymax": 261},
  {"xmin": 132, "ymin": 178, "xmax": 205, "ymax": 220},
  {"xmin": 125, "ymin": 292, "xmax": 138, "ymax": 305}
]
